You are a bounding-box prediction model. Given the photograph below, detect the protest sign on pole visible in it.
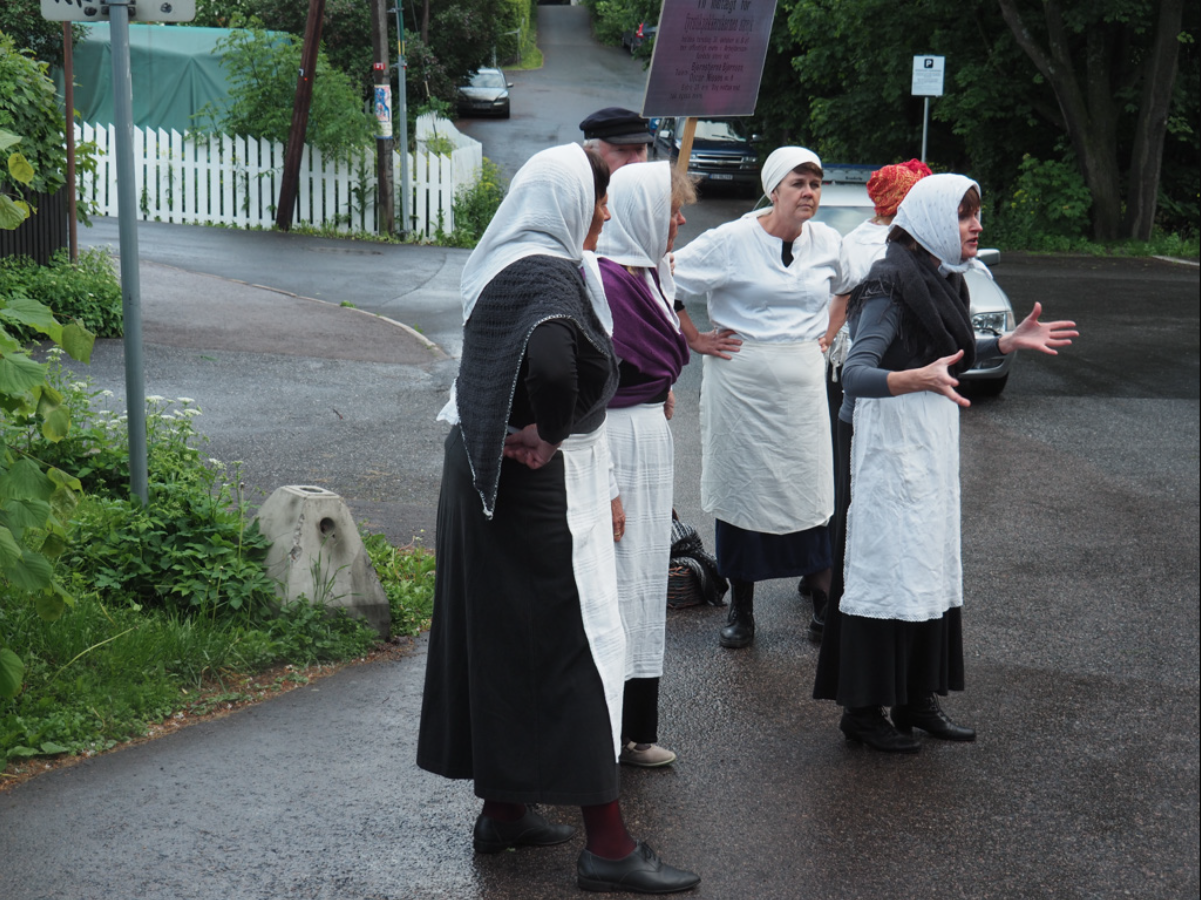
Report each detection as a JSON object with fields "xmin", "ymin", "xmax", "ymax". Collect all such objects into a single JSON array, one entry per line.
[{"xmin": 641, "ymin": 0, "xmax": 779, "ymax": 119}]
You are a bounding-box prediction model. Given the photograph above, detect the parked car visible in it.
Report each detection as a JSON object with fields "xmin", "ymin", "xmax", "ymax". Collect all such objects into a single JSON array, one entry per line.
[
  {"xmin": 651, "ymin": 117, "xmax": 761, "ymax": 197},
  {"xmin": 456, "ymin": 68, "xmax": 511, "ymax": 119},
  {"xmin": 802, "ymin": 179, "xmax": 1017, "ymax": 394},
  {"xmin": 621, "ymin": 22, "xmax": 657, "ymax": 54}
]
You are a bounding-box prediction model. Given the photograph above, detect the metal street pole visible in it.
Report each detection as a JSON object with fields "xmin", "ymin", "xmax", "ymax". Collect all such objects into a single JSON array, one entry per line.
[
  {"xmin": 107, "ymin": 0, "xmax": 148, "ymax": 504},
  {"xmin": 62, "ymin": 22, "xmax": 78, "ymax": 263},
  {"xmin": 921, "ymin": 97, "xmax": 930, "ymax": 163}
]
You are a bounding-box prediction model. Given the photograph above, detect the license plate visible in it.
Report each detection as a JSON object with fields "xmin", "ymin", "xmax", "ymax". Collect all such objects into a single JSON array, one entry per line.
[{"xmin": 708, "ymin": 173, "xmax": 734, "ymax": 181}]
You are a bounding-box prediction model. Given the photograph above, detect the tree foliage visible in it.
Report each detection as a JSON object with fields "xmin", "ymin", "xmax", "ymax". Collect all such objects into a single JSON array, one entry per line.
[
  {"xmin": 749, "ymin": 0, "xmax": 1198, "ymax": 242},
  {"xmin": 582, "ymin": 0, "xmax": 1198, "ymax": 242},
  {"xmin": 0, "ymin": 31, "xmax": 68, "ymax": 199},
  {"xmin": 195, "ymin": 26, "xmax": 374, "ymax": 155},
  {"xmin": 0, "ymin": 11, "xmax": 81, "ymax": 67},
  {"xmin": 0, "ymin": 126, "xmax": 95, "ymax": 700}
]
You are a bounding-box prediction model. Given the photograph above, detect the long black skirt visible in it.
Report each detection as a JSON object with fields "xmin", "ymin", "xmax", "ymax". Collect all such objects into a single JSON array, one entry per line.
[
  {"xmin": 416, "ymin": 427, "xmax": 619, "ymax": 806},
  {"xmin": 714, "ymin": 519, "xmax": 832, "ymax": 582},
  {"xmin": 813, "ymin": 415, "xmax": 965, "ymax": 708}
]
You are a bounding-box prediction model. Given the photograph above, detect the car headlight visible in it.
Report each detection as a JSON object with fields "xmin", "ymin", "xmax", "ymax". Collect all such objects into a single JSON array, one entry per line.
[
  {"xmin": 971, "ymin": 311, "xmax": 1009, "ymax": 336},
  {"xmin": 740, "ymin": 155, "xmax": 759, "ymax": 169}
]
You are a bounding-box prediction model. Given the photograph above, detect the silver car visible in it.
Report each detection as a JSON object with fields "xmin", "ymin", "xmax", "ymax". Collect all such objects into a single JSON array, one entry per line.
[
  {"xmin": 456, "ymin": 68, "xmax": 512, "ymax": 119},
  {"xmin": 811, "ymin": 182, "xmax": 1016, "ymax": 394}
]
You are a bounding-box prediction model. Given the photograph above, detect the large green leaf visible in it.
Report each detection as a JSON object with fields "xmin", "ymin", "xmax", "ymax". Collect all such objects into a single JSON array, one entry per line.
[
  {"xmin": 0, "ymin": 648, "xmax": 24, "ymax": 699},
  {"xmin": 34, "ymin": 586, "xmax": 68, "ymax": 621},
  {"xmin": 7, "ymin": 152, "xmax": 35, "ymax": 187},
  {"xmin": 41, "ymin": 406, "xmax": 70, "ymax": 443},
  {"xmin": 0, "ymin": 295, "xmax": 62, "ymax": 343},
  {"xmin": 0, "ymin": 194, "xmax": 29, "ymax": 230},
  {"xmin": 0, "ymin": 524, "xmax": 21, "ymax": 567},
  {"xmin": 61, "ymin": 322, "xmax": 95, "ymax": 364},
  {"xmin": 0, "ymin": 130, "xmax": 21, "ymax": 153},
  {"xmin": 2, "ymin": 458, "xmax": 54, "ymax": 501},
  {"xmin": 47, "ymin": 468, "xmax": 82, "ymax": 493},
  {"xmin": 2, "ymin": 497, "xmax": 51, "ymax": 534},
  {"xmin": 0, "ymin": 351, "xmax": 47, "ymax": 397},
  {"xmin": 6, "ymin": 547, "xmax": 54, "ymax": 592}
]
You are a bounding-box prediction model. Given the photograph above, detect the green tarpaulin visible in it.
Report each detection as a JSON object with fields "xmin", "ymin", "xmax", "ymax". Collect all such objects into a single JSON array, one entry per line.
[{"xmin": 56, "ymin": 23, "xmax": 236, "ymax": 133}]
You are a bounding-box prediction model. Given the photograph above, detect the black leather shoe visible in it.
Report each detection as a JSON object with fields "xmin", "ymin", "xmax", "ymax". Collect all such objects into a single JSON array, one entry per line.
[
  {"xmin": 797, "ymin": 576, "xmax": 812, "ymax": 599},
  {"xmin": 473, "ymin": 808, "xmax": 577, "ymax": 854},
  {"xmin": 719, "ymin": 580, "xmax": 754, "ymax": 649},
  {"xmin": 577, "ymin": 841, "xmax": 700, "ymax": 894},
  {"xmin": 892, "ymin": 695, "xmax": 976, "ymax": 742},
  {"xmin": 807, "ymin": 588, "xmax": 827, "ymax": 643},
  {"xmin": 839, "ymin": 706, "xmax": 920, "ymax": 753}
]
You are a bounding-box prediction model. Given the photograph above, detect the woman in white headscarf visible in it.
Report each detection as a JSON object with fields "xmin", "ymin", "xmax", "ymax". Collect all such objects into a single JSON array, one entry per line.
[
  {"xmin": 596, "ymin": 161, "xmax": 696, "ymax": 769},
  {"xmin": 418, "ymin": 144, "xmax": 700, "ymax": 894},
  {"xmin": 672, "ymin": 147, "xmax": 854, "ymax": 650},
  {"xmin": 813, "ymin": 174, "xmax": 1077, "ymax": 753}
]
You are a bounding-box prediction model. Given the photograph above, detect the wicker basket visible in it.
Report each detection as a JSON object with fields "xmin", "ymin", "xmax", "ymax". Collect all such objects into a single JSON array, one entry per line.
[{"xmin": 666, "ymin": 563, "xmax": 703, "ymax": 609}]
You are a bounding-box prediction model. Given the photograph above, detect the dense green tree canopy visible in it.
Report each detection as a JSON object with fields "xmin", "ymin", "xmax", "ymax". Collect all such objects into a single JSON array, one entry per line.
[{"xmin": 748, "ymin": 0, "xmax": 1198, "ymax": 241}]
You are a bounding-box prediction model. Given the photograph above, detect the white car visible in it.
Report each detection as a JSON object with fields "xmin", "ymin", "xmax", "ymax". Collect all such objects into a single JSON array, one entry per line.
[{"xmin": 813, "ymin": 181, "xmax": 1016, "ymax": 394}]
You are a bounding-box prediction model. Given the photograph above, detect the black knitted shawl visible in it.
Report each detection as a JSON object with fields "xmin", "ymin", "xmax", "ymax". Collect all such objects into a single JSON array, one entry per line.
[
  {"xmin": 457, "ymin": 254, "xmax": 617, "ymax": 518},
  {"xmin": 848, "ymin": 241, "xmax": 977, "ymax": 374}
]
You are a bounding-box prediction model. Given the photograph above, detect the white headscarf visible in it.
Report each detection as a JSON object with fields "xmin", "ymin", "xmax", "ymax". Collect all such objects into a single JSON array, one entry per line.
[
  {"xmin": 744, "ymin": 146, "xmax": 823, "ymax": 220},
  {"xmin": 458, "ymin": 143, "xmax": 612, "ymax": 333},
  {"xmin": 595, "ymin": 161, "xmax": 678, "ymax": 314},
  {"xmin": 760, "ymin": 146, "xmax": 822, "ymax": 197},
  {"xmin": 892, "ymin": 173, "xmax": 991, "ymax": 278}
]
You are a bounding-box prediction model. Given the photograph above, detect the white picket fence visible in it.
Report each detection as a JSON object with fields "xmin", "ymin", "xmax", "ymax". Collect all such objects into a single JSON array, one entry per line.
[{"xmin": 76, "ymin": 114, "xmax": 484, "ymax": 237}]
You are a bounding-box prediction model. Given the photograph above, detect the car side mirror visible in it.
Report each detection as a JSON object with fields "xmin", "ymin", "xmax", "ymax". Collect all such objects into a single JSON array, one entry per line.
[
  {"xmin": 507, "ymin": 82, "xmax": 514, "ymax": 88},
  {"xmin": 977, "ymin": 248, "xmax": 1001, "ymax": 267}
]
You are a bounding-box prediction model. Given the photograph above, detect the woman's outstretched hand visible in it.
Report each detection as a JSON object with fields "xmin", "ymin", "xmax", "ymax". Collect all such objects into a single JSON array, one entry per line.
[
  {"xmin": 891, "ymin": 349, "xmax": 971, "ymax": 408},
  {"xmin": 503, "ymin": 424, "xmax": 561, "ymax": 470},
  {"xmin": 999, "ymin": 302, "xmax": 1078, "ymax": 356}
]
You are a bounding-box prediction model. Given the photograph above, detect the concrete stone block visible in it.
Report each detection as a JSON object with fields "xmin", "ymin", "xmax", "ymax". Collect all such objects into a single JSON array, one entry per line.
[{"xmin": 254, "ymin": 485, "xmax": 390, "ymax": 639}]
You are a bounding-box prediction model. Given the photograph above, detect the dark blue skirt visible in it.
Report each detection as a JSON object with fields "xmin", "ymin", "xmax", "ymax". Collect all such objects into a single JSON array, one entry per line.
[{"xmin": 714, "ymin": 518, "xmax": 832, "ymax": 582}]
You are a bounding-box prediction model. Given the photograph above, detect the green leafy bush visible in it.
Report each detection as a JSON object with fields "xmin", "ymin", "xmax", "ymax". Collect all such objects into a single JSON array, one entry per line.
[
  {"xmin": 195, "ymin": 25, "xmax": 374, "ymax": 156},
  {"xmin": 988, "ymin": 155, "xmax": 1095, "ymax": 251},
  {"xmin": 0, "ymin": 249, "xmax": 123, "ymax": 340},
  {"xmin": 437, "ymin": 157, "xmax": 507, "ymax": 248},
  {"xmin": 0, "ymin": 31, "xmax": 66, "ymax": 199},
  {"xmin": 362, "ymin": 531, "xmax": 435, "ymax": 637}
]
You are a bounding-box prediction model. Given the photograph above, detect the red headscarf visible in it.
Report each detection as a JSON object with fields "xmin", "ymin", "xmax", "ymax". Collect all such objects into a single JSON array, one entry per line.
[{"xmin": 867, "ymin": 159, "xmax": 933, "ymax": 218}]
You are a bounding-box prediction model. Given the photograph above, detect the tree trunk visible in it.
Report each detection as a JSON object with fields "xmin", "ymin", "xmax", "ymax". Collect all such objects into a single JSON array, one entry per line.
[
  {"xmin": 1124, "ymin": 0, "xmax": 1185, "ymax": 241},
  {"xmin": 421, "ymin": 0, "xmax": 429, "ymax": 44},
  {"xmin": 997, "ymin": 0, "xmax": 1124, "ymax": 240}
]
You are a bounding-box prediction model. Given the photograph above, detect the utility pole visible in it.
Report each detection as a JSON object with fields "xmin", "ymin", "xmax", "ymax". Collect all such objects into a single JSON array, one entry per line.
[
  {"xmin": 62, "ymin": 22, "xmax": 78, "ymax": 263},
  {"xmin": 276, "ymin": 0, "xmax": 326, "ymax": 231},
  {"xmin": 370, "ymin": 0, "xmax": 394, "ymax": 234},
  {"xmin": 391, "ymin": 3, "xmax": 411, "ymax": 236}
]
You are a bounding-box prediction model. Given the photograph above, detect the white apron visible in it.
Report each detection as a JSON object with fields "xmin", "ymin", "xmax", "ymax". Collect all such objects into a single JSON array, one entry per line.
[
  {"xmin": 606, "ymin": 403, "xmax": 673, "ymax": 680},
  {"xmin": 561, "ymin": 424, "xmax": 627, "ymax": 761},
  {"xmin": 700, "ymin": 338, "xmax": 833, "ymax": 534},
  {"xmin": 842, "ymin": 391, "xmax": 962, "ymax": 621}
]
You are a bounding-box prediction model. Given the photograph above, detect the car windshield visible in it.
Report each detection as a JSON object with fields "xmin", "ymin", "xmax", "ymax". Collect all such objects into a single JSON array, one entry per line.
[
  {"xmin": 693, "ymin": 119, "xmax": 748, "ymax": 142},
  {"xmin": 811, "ymin": 206, "xmax": 873, "ymax": 237},
  {"xmin": 470, "ymin": 72, "xmax": 505, "ymax": 89}
]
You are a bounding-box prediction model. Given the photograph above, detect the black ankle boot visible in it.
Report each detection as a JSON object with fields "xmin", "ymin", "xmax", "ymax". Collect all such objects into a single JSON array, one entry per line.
[
  {"xmin": 892, "ymin": 694, "xmax": 976, "ymax": 742},
  {"xmin": 719, "ymin": 579, "xmax": 755, "ymax": 648},
  {"xmin": 839, "ymin": 706, "xmax": 920, "ymax": 753},
  {"xmin": 807, "ymin": 588, "xmax": 827, "ymax": 643}
]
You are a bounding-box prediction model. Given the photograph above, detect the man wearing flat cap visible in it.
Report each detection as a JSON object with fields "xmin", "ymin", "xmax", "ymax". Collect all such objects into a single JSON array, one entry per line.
[{"xmin": 579, "ymin": 106, "xmax": 655, "ymax": 173}]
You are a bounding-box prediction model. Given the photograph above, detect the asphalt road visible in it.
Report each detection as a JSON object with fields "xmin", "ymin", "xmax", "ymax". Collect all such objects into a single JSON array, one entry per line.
[{"xmin": 3, "ymin": 6, "xmax": 1198, "ymax": 899}]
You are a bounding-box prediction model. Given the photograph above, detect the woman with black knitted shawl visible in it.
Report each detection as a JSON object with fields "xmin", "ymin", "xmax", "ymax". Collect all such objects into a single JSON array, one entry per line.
[
  {"xmin": 812, "ymin": 174, "xmax": 1077, "ymax": 754},
  {"xmin": 417, "ymin": 144, "xmax": 700, "ymax": 894}
]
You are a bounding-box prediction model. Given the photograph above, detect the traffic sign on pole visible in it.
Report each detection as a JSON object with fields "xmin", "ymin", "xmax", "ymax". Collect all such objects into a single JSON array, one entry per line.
[
  {"xmin": 41, "ymin": 0, "xmax": 196, "ymax": 21},
  {"xmin": 911, "ymin": 55, "xmax": 945, "ymax": 97}
]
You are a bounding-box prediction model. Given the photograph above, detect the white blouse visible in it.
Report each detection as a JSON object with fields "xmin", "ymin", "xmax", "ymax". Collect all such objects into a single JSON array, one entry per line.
[
  {"xmin": 838, "ymin": 218, "xmax": 890, "ymax": 291},
  {"xmin": 673, "ymin": 216, "xmax": 846, "ymax": 342}
]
